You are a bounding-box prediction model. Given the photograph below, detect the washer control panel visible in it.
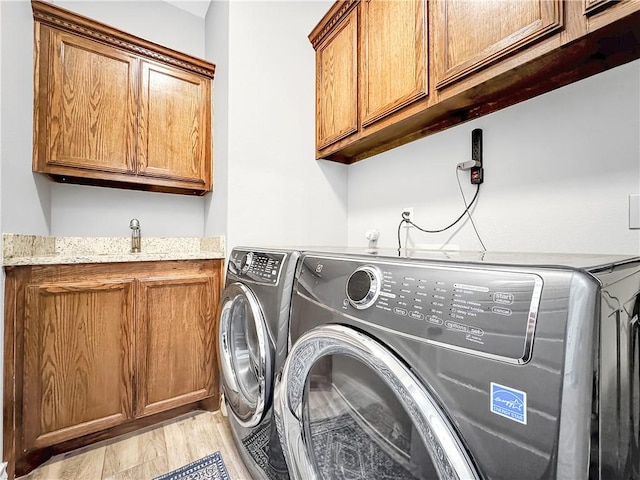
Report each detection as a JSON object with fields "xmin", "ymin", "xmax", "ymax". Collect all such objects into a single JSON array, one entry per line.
[
  {"xmin": 298, "ymin": 255, "xmax": 544, "ymax": 362},
  {"xmin": 229, "ymin": 249, "xmax": 285, "ymax": 285}
]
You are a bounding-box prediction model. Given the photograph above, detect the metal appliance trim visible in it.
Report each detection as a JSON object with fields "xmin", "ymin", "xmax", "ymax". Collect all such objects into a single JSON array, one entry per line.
[
  {"xmin": 274, "ymin": 324, "xmax": 480, "ymax": 480},
  {"xmin": 219, "ymin": 282, "xmax": 272, "ymax": 428}
]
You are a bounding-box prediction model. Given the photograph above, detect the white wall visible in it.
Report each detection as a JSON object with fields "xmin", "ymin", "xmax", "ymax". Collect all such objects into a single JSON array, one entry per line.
[
  {"xmin": 348, "ymin": 60, "xmax": 640, "ymax": 255},
  {"xmin": 204, "ymin": 0, "xmax": 229, "ymax": 238},
  {"xmin": 1, "ymin": 1, "xmax": 51, "ymax": 235},
  {"xmin": 223, "ymin": 1, "xmax": 348, "ymax": 250}
]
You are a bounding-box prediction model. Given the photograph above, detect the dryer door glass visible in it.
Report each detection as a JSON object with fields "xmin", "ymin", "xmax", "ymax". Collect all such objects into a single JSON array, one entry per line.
[
  {"xmin": 275, "ymin": 324, "xmax": 479, "ymax": 480},
  {"xmin": 219, "ymin": 282, "xmax": 272, "ymax": 427}
]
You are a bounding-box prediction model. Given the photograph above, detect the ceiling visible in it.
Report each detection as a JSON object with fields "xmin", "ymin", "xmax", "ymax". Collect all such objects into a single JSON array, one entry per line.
[{"xmin": 164, "ymin": 0, "xmax": 212, "ymax": 18}]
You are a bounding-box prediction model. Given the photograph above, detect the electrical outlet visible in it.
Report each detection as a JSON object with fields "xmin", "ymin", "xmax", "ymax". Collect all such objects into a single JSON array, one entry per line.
[
  {"xmin": 402, "ymin": 207, "xmax": 414, "ymax": 226},
  {"xmin": 471, "ymin": 128, "xmax": 484, "ymax": 185}
]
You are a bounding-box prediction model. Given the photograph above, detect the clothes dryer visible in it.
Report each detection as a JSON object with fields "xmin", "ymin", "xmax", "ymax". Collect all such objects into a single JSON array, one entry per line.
[
  {"xmin": 219, "ymin": 247, "xmax": 299, "ymax": 480},
  {"xmin": 275, "ymin": 250, "xmax": 640, "ymax": 480}
]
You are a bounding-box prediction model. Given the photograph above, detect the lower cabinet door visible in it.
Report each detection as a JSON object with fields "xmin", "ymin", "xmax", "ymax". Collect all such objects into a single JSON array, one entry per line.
[
  {"xmin": 23, "ymin": 279, "xmax": 135, "ymax": 451},
  {"xmin": 135, "ymin": 273, "xmax": 217, "ymax": 417}
]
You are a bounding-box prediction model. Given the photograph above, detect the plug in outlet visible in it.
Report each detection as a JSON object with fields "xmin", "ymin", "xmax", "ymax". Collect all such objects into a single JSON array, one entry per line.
[{"xmin": 402, "ymin": 207, "xmax": 414, "ymax": 227}]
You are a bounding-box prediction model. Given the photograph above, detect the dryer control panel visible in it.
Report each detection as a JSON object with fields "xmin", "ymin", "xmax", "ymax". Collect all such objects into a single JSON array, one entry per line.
[
  {"xmin": 298, "ymin": 254, "xmax": 544, "ymax": 363},
  {"xmin": 228, "ymin": 249, "xmax": 285, "ymax": 285}
]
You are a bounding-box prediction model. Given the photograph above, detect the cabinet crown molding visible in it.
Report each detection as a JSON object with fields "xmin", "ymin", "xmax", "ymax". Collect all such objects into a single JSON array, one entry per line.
[
  {"xmin": 309, "ymin": 0, "xmax": 360, "ymax": 48},
  {"xmin": 31, "ymin": 0, "xmax": 215, "ymax": 78}
]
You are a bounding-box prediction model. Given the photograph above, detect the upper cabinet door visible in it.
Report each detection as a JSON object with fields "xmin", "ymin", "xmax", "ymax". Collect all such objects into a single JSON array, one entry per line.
[
  {"xmin": 316, "ymin": 7, "xmax": 358, "ymax": 150},
  {"xmin": 360, "ymin": 0, "xmax": 428, "ymax": 127},
  {"xmin": 137, "ymin": 61, "xmax": 211, "ymax": 190},
  {"xmin": 44, "ymin": 30, "xmax": 137, "ymax": 174},
  {"xmin": 434, "ymin": 0, "xmax": 563, "ymax": 89}
]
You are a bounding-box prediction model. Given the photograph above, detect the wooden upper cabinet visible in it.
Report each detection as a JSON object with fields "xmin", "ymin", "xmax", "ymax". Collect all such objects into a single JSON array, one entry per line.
[
  {"xmin": 45, "ymin": 31, "xmax": 137, "ymax": 174},
  {"xmin": 309, "ymin": 0, "xmax": 639, "ymax": 163},
  {"xmin": 310, "ymin": 0, "xmax": 428, "ymax": 157},
  {"xmin": 138, "ymin": 61, "xmax": 211, "ymax": 187},
  {"xmin": 360, "ymin": 0, "xmax": 427, "ymax": 126},
  {"xmin": 31, "ymin": 1, "xmax": 215, "ymax": 195},
  {"xmin": 434, "ymin": 0, "xmax": 563, "ymax": 89},
  {"xmin": 584, "ymin": 0, "xmax": 617, "ymax": 16},
  {"xmin": 315, "ymin": 7, "xmax": 358, "ymax": 150},
  {"xmin": 135, "ymin": 272, "xmax": 217, "ymax": 417},
  {"xmin": 583, "ymin": 0, "xmax": 639, "ymax": 32},
  {"xmin": 23, "ymin": 279, "xmax": 134, "ymax": 451}
]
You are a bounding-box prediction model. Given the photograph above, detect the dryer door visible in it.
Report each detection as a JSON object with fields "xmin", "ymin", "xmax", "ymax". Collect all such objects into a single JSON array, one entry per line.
[
  {"xmin": 219, "ymin": 282, "xmax": 273, "ymax": 427},
  {"xmin": 275, "ymin": 324, "xmax": 479, "ymax": 480}
]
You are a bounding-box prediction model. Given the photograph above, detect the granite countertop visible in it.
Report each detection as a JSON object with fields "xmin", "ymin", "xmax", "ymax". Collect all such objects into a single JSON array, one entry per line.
[{"xmin": 2, "ymin": 234, "xmax": 225, "ymax": 266}]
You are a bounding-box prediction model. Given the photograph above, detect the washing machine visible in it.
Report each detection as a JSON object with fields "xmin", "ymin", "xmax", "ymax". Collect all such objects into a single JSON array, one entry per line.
[
  {"xmin": 219, "ymin": 247, "xmax": 299, "ymax": 480},
  {"xmin": 274, "ymin": 249, "xmax": 640, "ymax": 480}
]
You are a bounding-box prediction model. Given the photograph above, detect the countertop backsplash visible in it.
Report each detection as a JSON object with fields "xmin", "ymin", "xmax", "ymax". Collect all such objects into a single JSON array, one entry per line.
[{"xmin": 2, "ymin": 234, "xmax": 225, "ymax": 265}]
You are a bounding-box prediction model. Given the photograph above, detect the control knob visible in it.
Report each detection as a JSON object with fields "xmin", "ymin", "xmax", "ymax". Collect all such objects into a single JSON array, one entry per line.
[
  {"xmin": 346, "ymin": 265, "xmax": 381, "ymax": 309},
  {"xmin": 240, "ymin": 252, "xmax": 254, "ymax": 274}
]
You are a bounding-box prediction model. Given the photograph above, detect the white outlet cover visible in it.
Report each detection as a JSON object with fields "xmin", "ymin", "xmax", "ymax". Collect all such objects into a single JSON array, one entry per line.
[{"xmin": 630, "ymin": 194, "xmax": 640, "ymax": 229}]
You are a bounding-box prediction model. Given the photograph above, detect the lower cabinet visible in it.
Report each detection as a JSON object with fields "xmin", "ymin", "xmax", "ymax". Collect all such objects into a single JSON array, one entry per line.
[
  {"xmin": 135, "ymin": 274, "xmax": 217, "ymax": 417},
  {"xmin": 3, "ymin": 259, "xmax": 223, "ymax": 479},
  {"xmin": 23, "ymin": 278, "xmax": 136, "ymax": 451}
]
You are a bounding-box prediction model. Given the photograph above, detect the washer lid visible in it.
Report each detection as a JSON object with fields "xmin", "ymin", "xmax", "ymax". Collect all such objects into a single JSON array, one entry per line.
[
  {"xmin": 219, "ymin": 282, "xmax": 273, "ymax": 427},
  {"xmin": 274, "ymin": 324, "xmax": 480, "ymax": 480}
]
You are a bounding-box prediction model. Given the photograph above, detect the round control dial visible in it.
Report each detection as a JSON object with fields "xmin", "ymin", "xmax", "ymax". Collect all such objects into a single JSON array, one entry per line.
[
  {"xmin": 240, "ymin": 252, "xmax": 254, "ymax": 274},
  {"xmin": 346, "ymin": 265, "xmax": 382, "ymax": 310}
]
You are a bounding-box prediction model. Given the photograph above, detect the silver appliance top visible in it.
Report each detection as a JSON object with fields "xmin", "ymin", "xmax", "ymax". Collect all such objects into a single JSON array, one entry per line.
[{"xmin": 296, "ymin": 247, "xmax": 639, "ymax": 273}]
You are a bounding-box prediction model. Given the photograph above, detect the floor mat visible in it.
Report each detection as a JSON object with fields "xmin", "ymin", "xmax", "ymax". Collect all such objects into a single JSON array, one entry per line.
[
  {"xmin": 152, "ymin": 451, "xmax": 229, "ymax": 480},
  {"xmin": 241, "ymin": 417, "xmax": 289, "ymax": 480},
  {"xmin": 309, "ymin": 412, "xmax": 419, "ymax": 480}
]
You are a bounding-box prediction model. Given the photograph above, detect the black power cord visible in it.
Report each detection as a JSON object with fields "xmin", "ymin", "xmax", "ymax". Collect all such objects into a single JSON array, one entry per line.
[
  {"xmin": 397, "ymin": 182, "xmax": 482, "ymax": 252},
  {"xmin": 456, "ymin": 171, "xmax": 487, "ymax": 251}
]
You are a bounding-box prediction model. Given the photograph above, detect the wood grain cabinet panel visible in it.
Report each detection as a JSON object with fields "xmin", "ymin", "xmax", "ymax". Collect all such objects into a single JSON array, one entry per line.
[
  {"xmin": 315, "ymin": 8, "xmax": 358, "ymax": 150},
  {"xmin": 584, "ymin": 0, "xmax": 617, "ymax": 16},
  {"xmin": 46, "ymin": 32, "xmax": 137, "ymax": 174},
  {"xmin": 138, "ymin": 61, "xmax": 211, "ymax": 187},
  {"xmin": 4, "ymin": 260, "xmax": 223, "ymax": 480},
  {"xmin": 584, "ymin": 0, "xmax": 639, "ymax": 32},
  {"xmin": 310, "ymin": 0, "xmax": 428, "ymax": 159},
  {"xmin": 360, "ymin": 0, "xmax": 427, "ymax": 126},
  {"xmin": 434, "ymin": 0, "xmax": 563, "ymax": 89},
  {"xmin": 23, "ymin": 280, "xmax": 134, "ymax": 451},
  {"xmin": 310, "ymin": 0, "xmax": 638, "ymax": 163},
  {"xmin": 136, "ymin": 274, "xmax": 217, "ymax": 417},
  {"xmin": 31, "ymin": 1, "xmax": 215, "ymax": 195}
]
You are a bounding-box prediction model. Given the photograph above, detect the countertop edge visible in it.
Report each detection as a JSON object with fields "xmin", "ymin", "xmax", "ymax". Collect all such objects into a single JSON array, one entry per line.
[{"xmin": 2, "ymin": 234, "xmax": 226, "ymax": 266}]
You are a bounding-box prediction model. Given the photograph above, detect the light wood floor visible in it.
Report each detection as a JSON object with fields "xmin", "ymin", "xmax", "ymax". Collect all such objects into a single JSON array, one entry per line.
[{"xmin": 19, "ymin": 410, "xmax": 252, "ymax": 480}]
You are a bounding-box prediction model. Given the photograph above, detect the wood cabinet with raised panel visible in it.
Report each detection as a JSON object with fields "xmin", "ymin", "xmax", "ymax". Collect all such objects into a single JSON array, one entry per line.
[
  {"xmin": 3, "ymin": 260, "xmax": 223, "ymax": 479},
  {"xmin": 311, "ymin": 0, "xmax": 640, "ymax": 163},
  {"xmin": 360, "ymin": 0, "xmax": 427, "ymax": 127},
  {"xmin": 32, "ymin": 1, "xmax": 214, "ymax": 195},
  {"xmin": 310, "ymin": 0, "xmax": 427, "ymax": 157},
  {"xmin": 23, "ymin": 278, "xmax": 135, "ymax": 451},
  {"xmin": 135, "ymin": 273, "xmax": 216, "ymax": 417},
  {"xmin": 433, "ymin": 0, "xmax": 563, "ymax": 90},
  {"xmin": 314, "ymin": 3, "xmax": 358, "ymax": 150}
]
